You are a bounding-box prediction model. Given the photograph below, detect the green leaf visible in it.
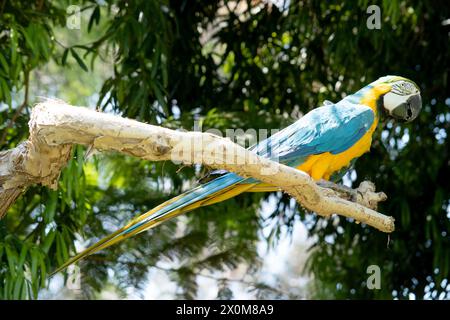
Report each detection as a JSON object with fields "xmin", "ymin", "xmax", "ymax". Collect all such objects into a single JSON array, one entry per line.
[
  {"xmin": 151, "ymin": 81, "xmax": 166, "ymax": 108},
  {"xmin": 36, "ymin": 26, "xmax": 50, "ymax": 60},
  {"xmin": 10, "ymin": 27, "xmax": 18, "ymax": 65},
  {"xmin": 0, "ymin": 52, "xmax": 9, "ymax": 73},
  {"xmin": 56, "ymin": 232, "xmax": 69, "ymax": 263},
  {"xmin": 0, "ymin": 77, "xmax": 11, "ymax": 106},
  {"xmin": 40, "ymin": 259, "xmax": 47, "ymax": 287},
  {"xmin": 70, "ymin": 48, "xmax": 88, "ymax": 72},
  {"xmin": 62, "ymin": 48, "xmax": 69, "ymax": 65},
  {"xmin": 11, "ymin": 55, "xmax": 22, "ymax": 82},
  {"xmin": 5, "ymin": 245, "xmax": 17, "ymax": 276},
  {"xmin": 41, "ymin": 230, "xmax": 56, "ymax": 254},
  {"xmin": 30, "ymin": 250, "xmax": 39, "ymax": 282},
  {"xmin": 43, "ymin": 191, "xmax": 58, "ymax": 223},
  {"xmin": 151, "ymin": 46, "xmax": 160, "ymax": 79},
  {"xmin": 88, "ymin": 6, "xmax": 101, "ymax": 32},
  {"xmin": 162, "ymin": 60, "xmax": 168, "ymax": 87},
  {"xmin": 13, "ymin": 276, "xmax": 24, "ymax": 299},
  {"xmin": 18, "ymin": 244, "xmax": 28, "ymax": 270},
  {"xmin": 4, "ymin": 275, "xmax": 11, "ymax": 298},
  {"xmin": 21, "ymin": 25, "xmax": 37, "ymax": 54}
]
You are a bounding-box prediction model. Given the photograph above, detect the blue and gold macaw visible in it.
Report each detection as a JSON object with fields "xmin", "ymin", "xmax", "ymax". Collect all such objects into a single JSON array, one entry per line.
[{"xmin": 52, "ymin": 75, "xmax": 422, "ymax": 274}]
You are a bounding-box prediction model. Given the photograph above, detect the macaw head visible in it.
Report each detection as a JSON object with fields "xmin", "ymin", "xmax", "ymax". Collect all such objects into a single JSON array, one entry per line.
[{"xmin": 374, "ymin": 75, "xmax": 422, "ymax": 122}]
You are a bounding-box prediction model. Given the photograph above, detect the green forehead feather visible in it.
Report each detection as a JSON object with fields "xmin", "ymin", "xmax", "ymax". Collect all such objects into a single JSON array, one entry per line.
[{"xmin": 373, "ymin": 75, "xmax": 420, "ymax": 94}]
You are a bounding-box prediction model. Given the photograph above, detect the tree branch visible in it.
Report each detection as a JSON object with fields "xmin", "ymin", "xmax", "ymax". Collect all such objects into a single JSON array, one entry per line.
[{"xmin": 0, "ymin": 101, "xmax": 394, "ymax": 232}]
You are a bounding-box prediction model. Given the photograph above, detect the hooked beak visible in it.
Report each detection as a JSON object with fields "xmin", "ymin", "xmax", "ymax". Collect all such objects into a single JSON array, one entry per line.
[{"xmin": 391, "ymin": 93, "xmax": 422, "ymax": 122}]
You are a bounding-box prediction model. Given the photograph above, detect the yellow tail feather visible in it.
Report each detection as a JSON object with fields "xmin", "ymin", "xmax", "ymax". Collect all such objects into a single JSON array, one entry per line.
[{"xmin": 51, "ymin": 182, "xmax": 261, "ymax": 276}]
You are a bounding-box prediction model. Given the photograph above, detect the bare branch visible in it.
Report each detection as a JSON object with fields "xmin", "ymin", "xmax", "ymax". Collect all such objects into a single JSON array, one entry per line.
[{"xmin": 0, "ymin": 101, "xmax": 394, "ymax": 232}]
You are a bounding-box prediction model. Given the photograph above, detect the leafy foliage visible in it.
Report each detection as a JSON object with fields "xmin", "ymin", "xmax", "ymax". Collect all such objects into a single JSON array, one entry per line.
[{"xmin": 0, "ymin": 0, "xmax": 449, "ymax": 299}]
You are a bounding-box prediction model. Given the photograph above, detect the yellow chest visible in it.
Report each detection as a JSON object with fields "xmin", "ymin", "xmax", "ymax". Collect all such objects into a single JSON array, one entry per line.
[
  {"xmin": 296, "ymin": 84, "xmax": 390, "ymax": 181},
  {"xmin": 296, "ymin": 118, "xmax": 378, "ymax": 180}
]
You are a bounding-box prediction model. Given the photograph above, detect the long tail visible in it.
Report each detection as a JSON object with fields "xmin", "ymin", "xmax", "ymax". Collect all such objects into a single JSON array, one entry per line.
[{"xmin": 50, "ymin": 173, "xmax": 264, "ymax": 276}]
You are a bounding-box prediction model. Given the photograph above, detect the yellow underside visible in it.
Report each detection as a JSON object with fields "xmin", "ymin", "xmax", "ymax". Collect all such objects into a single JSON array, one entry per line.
[
  {"xmin": 293, "ymin": 84, "xmax": 391, "ymax": 181},
  {"xmin": 295, "ymin": 131, "xmax": 374, "ymax": 181}
]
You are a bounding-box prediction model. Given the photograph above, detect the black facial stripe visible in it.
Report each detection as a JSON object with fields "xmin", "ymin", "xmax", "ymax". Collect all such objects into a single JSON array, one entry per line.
[{"xmin": 376, "ymin": 93, "xmax": 387, "ymax": 116}]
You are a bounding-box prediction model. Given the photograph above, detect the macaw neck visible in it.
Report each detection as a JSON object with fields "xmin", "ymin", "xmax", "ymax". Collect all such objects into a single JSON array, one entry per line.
[{"xmin": 343, "ymin": 84, "xmax": 391, "ymax": 120}]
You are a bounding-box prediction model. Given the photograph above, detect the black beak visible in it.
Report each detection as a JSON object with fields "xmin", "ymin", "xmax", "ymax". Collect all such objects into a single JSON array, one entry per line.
[
  {"xmin": 405, "ymin": 94, "xmax": 422, "ymax": 122},
  {"xmin": 391, "ymin": 93, "xmax": 422, "ymax": 122}
]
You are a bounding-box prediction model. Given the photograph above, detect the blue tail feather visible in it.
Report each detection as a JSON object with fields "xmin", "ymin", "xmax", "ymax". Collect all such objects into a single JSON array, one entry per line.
[{"xmin": 123, "ymin": 172, "xmax": 245, "ymax": 234}]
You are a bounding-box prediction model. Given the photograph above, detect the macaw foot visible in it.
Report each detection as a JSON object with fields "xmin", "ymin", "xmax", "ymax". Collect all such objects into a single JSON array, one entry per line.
[
  {"xmin": 317, "ymin": 180, "xmax": 387, "ymax": 211},
  {"xmin": 317, "ymin": 180, "xmax": 357, "ymax": 200}
]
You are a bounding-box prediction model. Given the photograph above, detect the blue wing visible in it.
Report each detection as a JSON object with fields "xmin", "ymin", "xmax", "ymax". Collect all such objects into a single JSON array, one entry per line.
[
  {"xmin": 253, "ymin": 101, "xmax": 375, "ymax": 164},
  {"xmin": 204, "ymin": 102, "xmax": 374, "ymax": 181}
]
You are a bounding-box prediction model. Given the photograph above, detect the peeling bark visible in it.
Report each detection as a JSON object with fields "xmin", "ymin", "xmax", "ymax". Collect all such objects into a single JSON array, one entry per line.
[
  {"xmin": 0, "ymin": 101, "xmax": 394, "ymax": 232},
  {"xmin": 0, "ymin": 137, "xmax": 72, "ymax": 218}
]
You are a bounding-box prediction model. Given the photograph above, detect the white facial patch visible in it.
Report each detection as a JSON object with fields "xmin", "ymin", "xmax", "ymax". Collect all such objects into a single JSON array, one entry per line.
[
  {"xmin": 383, "ymin": 91, "xmax": 410, "ymax": 113},
  {"xmin": 383, "ymin": 79, "xmax": 419, "ymax": 113}
]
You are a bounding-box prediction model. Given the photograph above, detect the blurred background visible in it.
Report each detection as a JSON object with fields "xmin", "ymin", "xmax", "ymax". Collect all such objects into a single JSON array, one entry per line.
[{"xmin": 0, "ymin": 0, "xmax": 449, "ymax": 299}]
